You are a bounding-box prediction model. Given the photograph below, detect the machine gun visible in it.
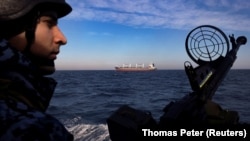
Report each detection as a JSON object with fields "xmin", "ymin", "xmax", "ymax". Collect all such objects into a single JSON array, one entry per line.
[
  {"xmin": 159, "ymin": 25, "xmax": 247, "ymax": 127},
  {"xmin": 107, "ymin": 25, "xmax": 247, "ymax": 140}
]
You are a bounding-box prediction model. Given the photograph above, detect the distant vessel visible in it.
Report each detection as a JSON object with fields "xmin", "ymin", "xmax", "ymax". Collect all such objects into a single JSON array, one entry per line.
[{"xmin": 115, "ymin": 63, "xmax": 157, "ymax": 72}]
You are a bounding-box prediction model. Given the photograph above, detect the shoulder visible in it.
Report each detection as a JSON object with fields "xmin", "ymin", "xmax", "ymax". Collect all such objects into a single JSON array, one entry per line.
[{"xmin": 0, "ymin": 102, "xmax": 73, "ymax": 141}]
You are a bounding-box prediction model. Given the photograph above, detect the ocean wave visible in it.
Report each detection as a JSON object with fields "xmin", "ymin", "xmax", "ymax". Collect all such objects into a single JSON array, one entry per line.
[{"xmin": 64, "ymin": 116, "xmax": 111, "ymax": 141}]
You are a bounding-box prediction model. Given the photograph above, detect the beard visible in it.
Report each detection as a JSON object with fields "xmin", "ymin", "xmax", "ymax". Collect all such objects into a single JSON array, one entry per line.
[
  {"xmin": 38, "ymin": 60, "xmax": 56, "ymax": 75},
  {"xmin": 30, "ymin": 56, "xmax": 56, "ymax": 75}
]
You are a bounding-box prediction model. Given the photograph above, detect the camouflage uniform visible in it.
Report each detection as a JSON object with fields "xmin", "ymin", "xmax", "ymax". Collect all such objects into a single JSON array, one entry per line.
[{"xmin": 0, "ymin": 39, "xmax": 73, "ymax": 140}]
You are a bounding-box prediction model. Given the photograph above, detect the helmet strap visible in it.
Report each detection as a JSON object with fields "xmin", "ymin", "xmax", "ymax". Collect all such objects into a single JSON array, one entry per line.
[{"xmin": 23, "ymin": 11, "xmax": 40, "ymax": 55}]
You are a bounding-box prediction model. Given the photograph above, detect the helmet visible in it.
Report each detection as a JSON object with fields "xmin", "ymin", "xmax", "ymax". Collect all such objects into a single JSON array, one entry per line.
[{"xmin": 0, "ymin": 0, "xmax": 72, "ymax": 21}]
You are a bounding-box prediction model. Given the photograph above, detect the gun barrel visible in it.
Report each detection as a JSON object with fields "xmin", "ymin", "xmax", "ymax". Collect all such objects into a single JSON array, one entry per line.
[{"xmin": 201, "ymin": 36, "xmax": 247, "ymax": 100}]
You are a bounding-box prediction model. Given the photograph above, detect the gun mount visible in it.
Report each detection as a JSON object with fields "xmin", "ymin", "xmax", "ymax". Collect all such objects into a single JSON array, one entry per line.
[{"xmin": 106, "ymin": 25, "xmax": 248, "ymax": 140}]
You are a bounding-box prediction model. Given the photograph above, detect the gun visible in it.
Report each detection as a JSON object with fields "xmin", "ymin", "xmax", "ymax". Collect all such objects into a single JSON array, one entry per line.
[
  {"xmin": 159, "ymin": 25, "xmax": 247, "ymax": 127},
  {"xmin": 106, "ymin": 25, "xmax": 247, "ymax": 140}
]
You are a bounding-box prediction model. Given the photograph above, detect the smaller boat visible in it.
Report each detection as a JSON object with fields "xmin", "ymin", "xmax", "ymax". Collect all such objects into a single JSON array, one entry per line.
[{"xmin": 115, "ymin": 63, "xmax": 157, "ymax": 72}]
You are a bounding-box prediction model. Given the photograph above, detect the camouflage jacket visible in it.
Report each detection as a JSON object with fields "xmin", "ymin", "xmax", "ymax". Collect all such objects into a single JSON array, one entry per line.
[{"xmin": 0, "ymin": 39, "xmax": 73, "ymax": 141}]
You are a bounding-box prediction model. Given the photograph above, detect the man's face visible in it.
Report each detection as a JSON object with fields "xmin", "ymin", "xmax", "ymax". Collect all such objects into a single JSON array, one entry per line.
[
  {"xmin": 8, "ymin": 11, "xmax": 67, "ymax": 74},
  {"xmin": 30, "ymin": 11, "xmax": 67, "ymax": 61},
  {"xmin": 9, "ymin": 11, "xmax": 67, "ymax": 61}
]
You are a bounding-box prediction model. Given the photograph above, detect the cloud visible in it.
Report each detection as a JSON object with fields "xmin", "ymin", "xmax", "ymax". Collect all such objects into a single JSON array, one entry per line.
[{"xmin": 65, "ymin": 0, "xmax": 250, "ymax": 31}]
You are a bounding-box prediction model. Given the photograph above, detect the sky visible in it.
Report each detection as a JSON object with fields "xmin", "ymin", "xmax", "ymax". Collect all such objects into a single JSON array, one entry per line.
[{"xmin": 55, "ymin": 0, "xmax": 250, "ymax": 70}]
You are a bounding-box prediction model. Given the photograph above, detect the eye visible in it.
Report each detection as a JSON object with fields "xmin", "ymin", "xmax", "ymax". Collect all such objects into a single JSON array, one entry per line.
[
  {"xmin": 45, "ymin": 19, "xmax": 57, "ymax": 28},
  {"xmin": 38, "ymin": 16, "xmax": 58, "ymax": 28}
]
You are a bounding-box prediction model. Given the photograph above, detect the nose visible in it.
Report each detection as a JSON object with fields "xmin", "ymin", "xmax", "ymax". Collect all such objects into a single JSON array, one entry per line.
[{"xmin": 54, "ymin": 26, "xmax": 67, "ymax": 45}]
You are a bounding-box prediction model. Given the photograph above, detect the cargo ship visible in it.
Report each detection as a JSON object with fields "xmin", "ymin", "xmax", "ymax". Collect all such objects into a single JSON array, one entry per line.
[{"xmin": 115, "ymin": 63, "xmax": 157, "ymax": 72}]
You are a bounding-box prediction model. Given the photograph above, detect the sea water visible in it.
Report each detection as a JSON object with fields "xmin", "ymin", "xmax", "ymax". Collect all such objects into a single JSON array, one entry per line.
[{"xmin": 47, "ymin": 70, "xmax": 250, "ymax": 141}]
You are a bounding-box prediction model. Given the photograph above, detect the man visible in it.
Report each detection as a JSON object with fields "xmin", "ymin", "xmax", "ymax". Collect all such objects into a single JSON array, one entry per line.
[{"xmin": 0, "ymin": 0, "xmax": 73, "ymax": 140}]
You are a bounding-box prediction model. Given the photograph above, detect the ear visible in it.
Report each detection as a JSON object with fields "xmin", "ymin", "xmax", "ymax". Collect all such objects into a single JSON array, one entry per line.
[{"xmin": 8, "ymin": 32, "xmax": 28, "ymax": 51}]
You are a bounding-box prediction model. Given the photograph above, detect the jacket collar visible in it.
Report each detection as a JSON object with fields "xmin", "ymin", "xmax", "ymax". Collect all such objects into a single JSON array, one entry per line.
[{"xmin": 0, "ymin": 38, "xmax": 57, "ymax": 111}]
